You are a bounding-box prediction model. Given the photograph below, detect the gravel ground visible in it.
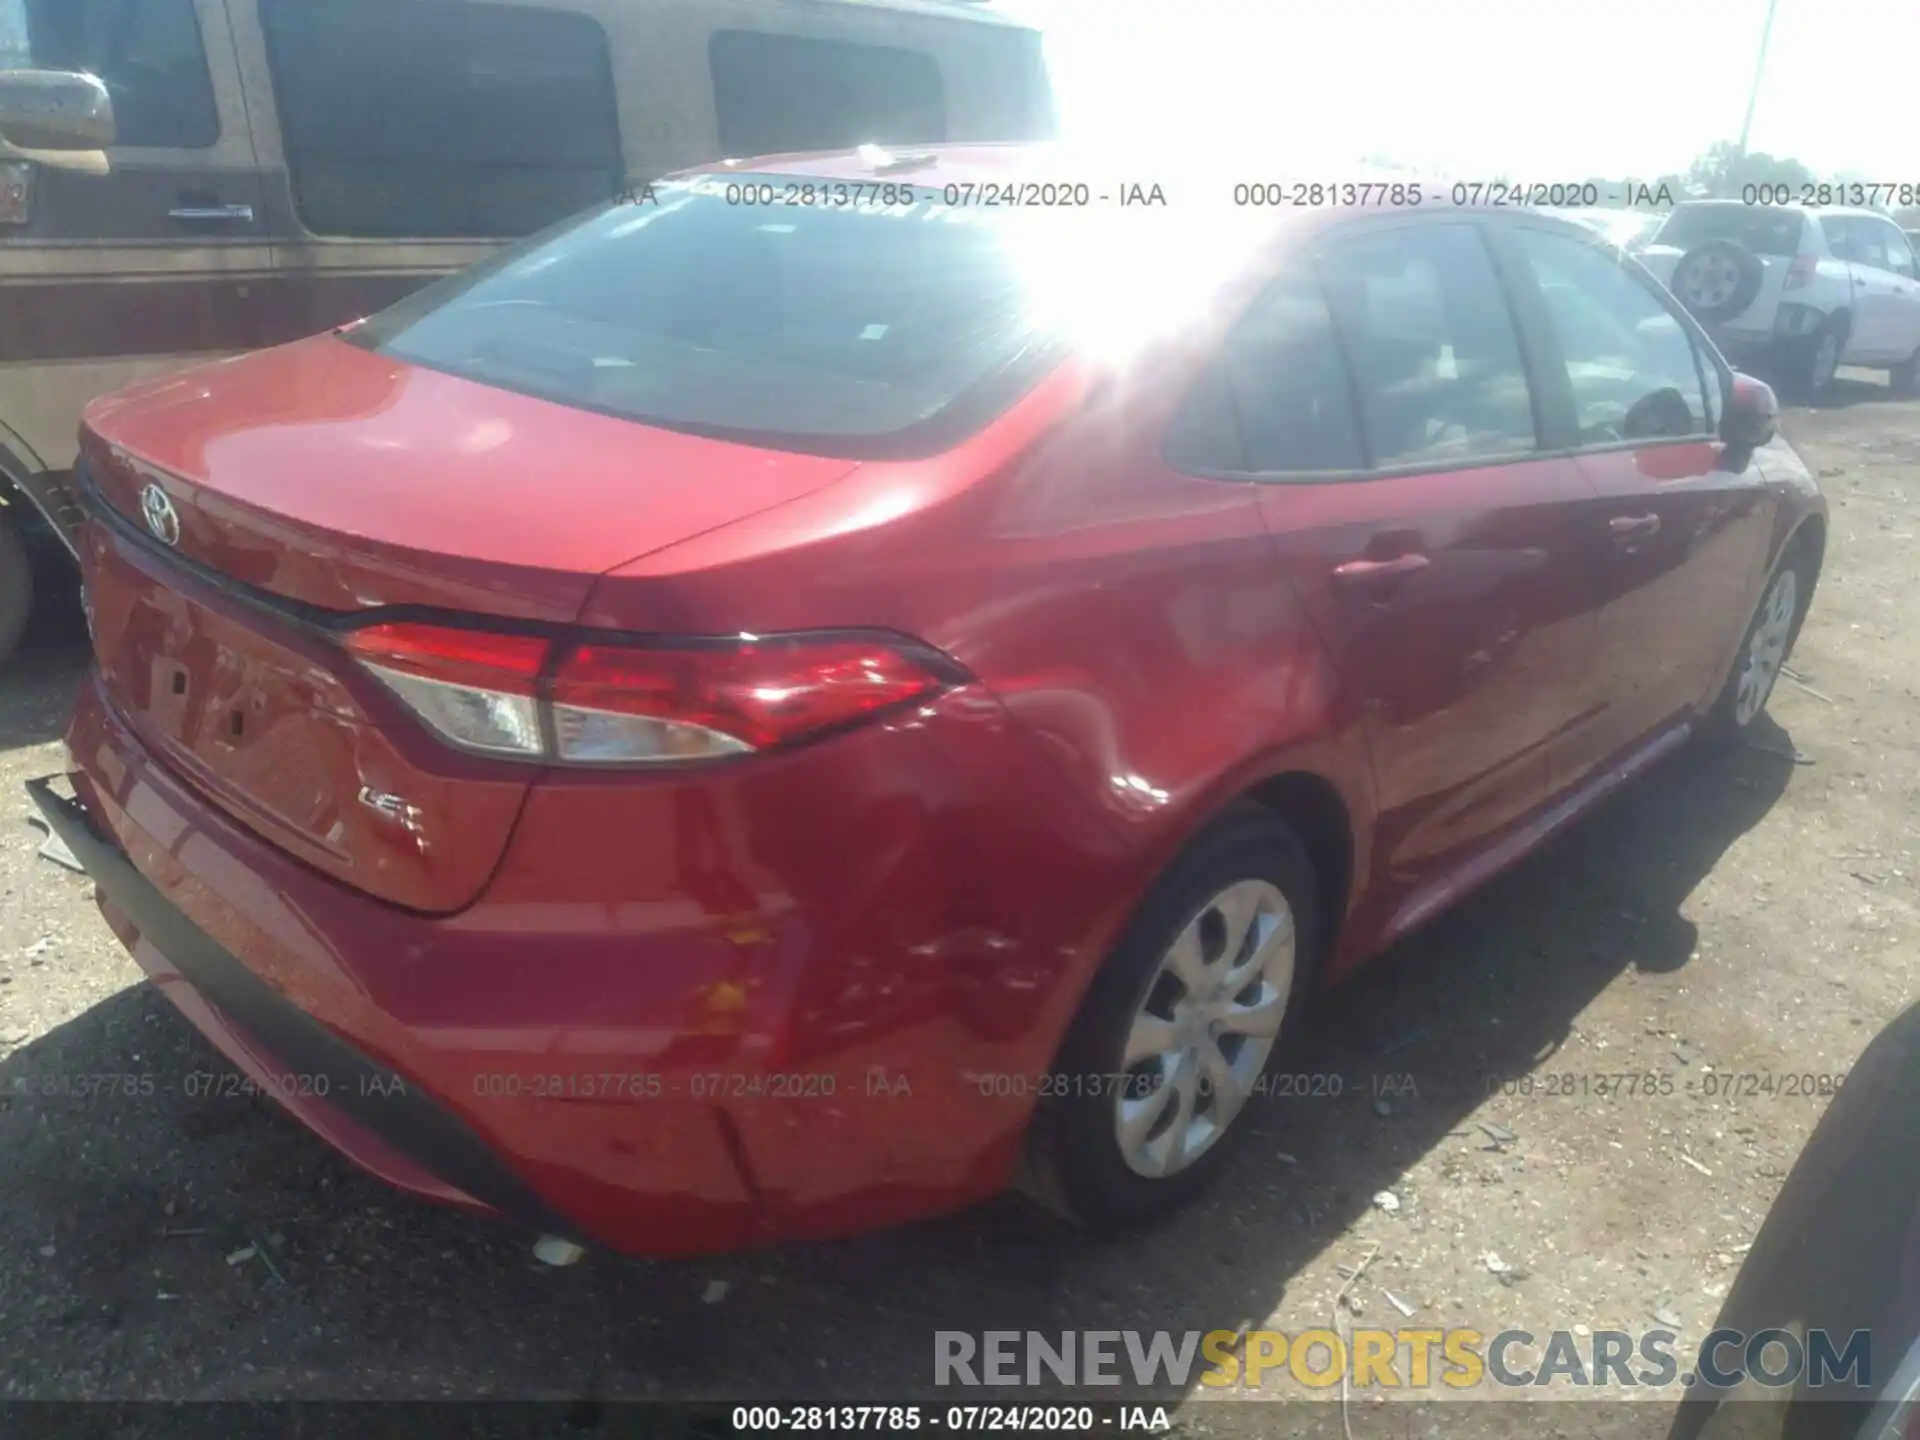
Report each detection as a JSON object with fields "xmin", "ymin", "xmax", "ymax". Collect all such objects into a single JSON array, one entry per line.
[{"xmin": 0, "ymin": 376, "xmax": 1915, "ymax": 1423}]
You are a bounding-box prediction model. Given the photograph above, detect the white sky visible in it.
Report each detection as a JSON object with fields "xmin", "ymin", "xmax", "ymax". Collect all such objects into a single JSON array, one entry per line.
[{"xmin": 1033, "ymin": 0, "xmax": 1918, "ymax": 183}]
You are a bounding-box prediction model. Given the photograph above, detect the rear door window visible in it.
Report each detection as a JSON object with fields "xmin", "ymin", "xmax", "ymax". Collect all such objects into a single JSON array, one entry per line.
[
  {"xmin": 1855, "ymin": 219, "xmax": 1917, "ymax": 278},
  {"xmin": 1164, "ymin": 269, "xmax": 1366, "ymax": 474},
  {"xmin": 348, "ymin": 176, "xmax": 1062, "ymax": 457},
  {"xmin": 259, "ymin": 0, "xmax": 622, "ymax": 239},
  {"xmin": 1882, "ymin": 225, "xmax": 1920, "ymax": 280},
  {"xmin": 1511, "ymin": 226, "xmax": 1715, "ymax": 443},
  {"xmin": 1316, "ymin": 223, "xmax": 1538, "ymax": 467},
  {"xmin": 1821, "ymin": 216, "xmax": 1867, "ymax": 264},
  {"xmin": 709, "ymin": 30, "xmax": 946, "ymax": 157},
  {"xmin": 13, "ymin": 0, "xmax": 217, "ymax": 148}
]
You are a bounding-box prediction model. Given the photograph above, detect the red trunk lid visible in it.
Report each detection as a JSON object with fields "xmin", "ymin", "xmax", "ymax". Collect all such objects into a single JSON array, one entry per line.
[{"xmin": 76, "ymin": 336, "xmax": 859, "ymax": 912}]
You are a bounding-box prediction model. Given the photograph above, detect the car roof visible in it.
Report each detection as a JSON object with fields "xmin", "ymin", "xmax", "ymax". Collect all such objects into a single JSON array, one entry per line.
[
  {"xmin": 1805, "ymin": 206, "xmax": 1905, "ymax": 222},
  {"xmin": 1670, "ymin": 198, "xmax": 1895, "ymax": 223},
  {"xmin": 665, "ymin": 144, "xmax": 1327, "ymax": 250},
  {"xmin": 815, "ymin": 0, "xmax": 1039, "ymax": 28},
  {"xmin": 430, "ymin": 0, "xmax": 1039, "ymax": 26},
  {"xmin": 665, "ymin": 146, "xmax": 1606, "ymax": 237},
  {"xmin": 1566, "ymin": 207, "xmax": 1659, "ymax": 224},
  {"xmin": 687, "ymin": 142, "xmax": 1085, "ymax": 186}
]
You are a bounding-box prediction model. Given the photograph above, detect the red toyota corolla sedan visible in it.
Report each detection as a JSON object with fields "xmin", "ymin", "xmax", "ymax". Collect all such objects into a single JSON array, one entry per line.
[{"xmin": 29, "ymin": 146, "xmax": 1826, "ymax": 1256}]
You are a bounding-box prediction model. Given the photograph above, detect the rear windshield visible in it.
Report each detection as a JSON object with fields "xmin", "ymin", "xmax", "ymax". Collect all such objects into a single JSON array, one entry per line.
[
  {"xmin": 1653, "ymin": 205, "xmax": 1805, "ymax": 257},
  {"xmin": 348, "ymin": 176, "xmax": 1067, "ymax": 458}
]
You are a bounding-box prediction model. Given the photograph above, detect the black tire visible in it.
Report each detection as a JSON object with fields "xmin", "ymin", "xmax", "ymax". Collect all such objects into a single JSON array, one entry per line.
[
  {"xmin": 1703, "ymin": 539, "xmax": 1815, "ymax": 742},
  {"xmin": 1780, "ymin": 317, "xmax": 1846, "ymax": 403},
  {"xmin": 1891, "ymin": 346, "xmax": 1920, "ymax": 398},
  {"xmin": 1021, "ymin": 804, "xmax": 1323, "ymax": 1232},
  {"xmin": 0, "ymin": 507, "xmax": 33, "ymax": 671},
  {"xmin": 1669, "ymin": 239, "xmax": 1765, "ymax": 324}
]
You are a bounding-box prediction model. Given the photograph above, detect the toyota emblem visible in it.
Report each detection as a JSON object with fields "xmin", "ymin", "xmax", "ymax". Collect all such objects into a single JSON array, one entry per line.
[{"xmin": 139, "ymin": 483, "xmax": 180, "ymax": 547}]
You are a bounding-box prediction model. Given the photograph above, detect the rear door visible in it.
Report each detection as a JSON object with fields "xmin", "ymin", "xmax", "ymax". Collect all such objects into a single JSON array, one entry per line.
[
  {"xmin": 1858, "ymin": 217, "xmax": 1920, "ymax": 362},
  {"xmin": 1168, "ymin": 218, "xmax": 1601, "ymax": 903},
  {"xmin": 0, "ymin": 0, "xmax": 267, "ymax": 515},
  {"xmin": 1820, "ymin": 215, "xmax": 1902, "ymax": 362},
  {"xmin": 1495, "ymin": 218, "xmax": 1776, "ymax": 785}
]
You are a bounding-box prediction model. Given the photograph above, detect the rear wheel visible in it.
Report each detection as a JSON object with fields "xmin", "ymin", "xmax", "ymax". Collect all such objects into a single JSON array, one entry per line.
[
  {"xmin": 0, "ymin": 508, "xmax": 32, "ymax": 670},
  {"xmin": 1705, "ymin": 545, "xmax": 1812, "ymax": 740},
  {"xmin": 1022, "ymin": 805, "xmax": 1322, "ymax": 1231},
  {"xmin": 1782, "ymin": 321, "xmax": 1844, "ymax": 402}
]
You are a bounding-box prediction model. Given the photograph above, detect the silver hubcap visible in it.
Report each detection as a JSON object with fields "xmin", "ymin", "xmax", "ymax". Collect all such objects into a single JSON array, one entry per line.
[
  {"xmin": 1115, "ymin": 879, "xmax": 1295, "ymax": 1179},
  {"xmin": 1734, "ymin": 567, "xmax": 1798, "ymax": 726}
]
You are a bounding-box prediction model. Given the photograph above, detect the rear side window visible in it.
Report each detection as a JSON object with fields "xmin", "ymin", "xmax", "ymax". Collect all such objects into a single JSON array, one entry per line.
[
  {"xmin": 348, "ymin": 177, "xmax": 1061, "ymax": 457},
  {"xmin": 1831, "ymin": 217, "xmax": 1919, "ymax": 278},
  {"xmin": 1820, "ymin": 217, "xmax": 1869, "ymax": 264},
  {"xmin": 260, "ymin": 0, "xmax": 622, "ymax": 239},
  {"xmin": 1317, "ymin": 223, "xmax": 1537, "ymax": 467},
  {"xmin": 710, "ymin": 30, "xmax": 946, "ymax": 156},
  {"xmin": 1512, "ymin": 227, "xmax": 1714, "ymax": 443},
  {"xmin": 1654, "ymin": 205, "xmax": 1804, "ymax": 258},
  {"xmin": 13, "ymin": 0, "xmax": 217, "ymax": 148},
  {"xmin": 1884, "ymin": 226, "xmax": 1920, "ymax": 280},
  {"xmin": 1164, "ymin": 270, "xmax": 1365, "ymax": 473}
]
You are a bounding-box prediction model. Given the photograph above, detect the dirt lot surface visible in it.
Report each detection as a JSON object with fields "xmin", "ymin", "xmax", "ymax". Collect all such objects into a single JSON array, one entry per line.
[{"xmin": 0, "ymin": 376, "xmax": 1915, "ymax": 1429}]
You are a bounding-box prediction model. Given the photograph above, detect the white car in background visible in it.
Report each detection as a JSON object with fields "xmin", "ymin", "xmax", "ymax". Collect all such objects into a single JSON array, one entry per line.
[{"xmin": 1637, "ymin": 201, "xmax": 1920, "ymax": 399}]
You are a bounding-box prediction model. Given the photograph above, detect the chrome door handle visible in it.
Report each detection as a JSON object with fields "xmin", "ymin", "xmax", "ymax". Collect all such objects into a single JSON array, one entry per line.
[
  {"xmin": 167, "ymin": 204, "xmax": 255, "ymax": 222},
  {"xmin": 1332, "ymin": 552, "xmax": 1431, "ymax": 595},
  {"xmin": 1608, "ymin": 513, "xmax": 1661, "ymax": 538}
]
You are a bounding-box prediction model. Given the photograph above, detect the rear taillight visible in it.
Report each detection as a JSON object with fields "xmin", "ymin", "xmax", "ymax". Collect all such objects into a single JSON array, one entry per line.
[
  {"xmin": 345, "ymin": 624, "xmax": 548, "ymax": 758},
  {"xmin": 1784, "ymin": 254, "xmax": 1817, "ymax": 291},
  {"xmin": 343, "ymin": 623, "xmax": 954, "ymax": 765}
]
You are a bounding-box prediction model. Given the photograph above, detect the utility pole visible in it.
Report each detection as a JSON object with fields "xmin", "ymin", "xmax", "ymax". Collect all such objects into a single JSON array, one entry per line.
[{"xmin": 1737, "ymin": 0, "xmax": 1781, "ymax": 156}]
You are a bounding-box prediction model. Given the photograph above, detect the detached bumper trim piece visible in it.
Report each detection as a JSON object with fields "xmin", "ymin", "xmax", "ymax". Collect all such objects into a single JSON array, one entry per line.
[{"xmin": 22, "ymin": 775, "xmax": 583, "ymax": 1243}]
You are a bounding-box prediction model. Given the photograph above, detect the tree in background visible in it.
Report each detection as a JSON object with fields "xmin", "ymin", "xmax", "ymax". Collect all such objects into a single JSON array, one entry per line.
[
  {"xmin": 1686, "ymin": 140, "xmax": 1817, "ymax": 198},
  {"xmin": 1371, "ymin": 145, "xmax": 1892, "ymax": 213},
  {"xmin": 1604, "ymin": 144, "xmax": 1902, "ymax": 212}
]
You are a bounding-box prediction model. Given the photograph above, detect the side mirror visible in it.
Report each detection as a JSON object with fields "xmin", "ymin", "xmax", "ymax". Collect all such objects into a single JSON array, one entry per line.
[
  {"xmin": 0, "ymin": 69, "xmax": 116, "ymax": 152},
  {"xmin": 1722, "ymin": 372, "xmax": 1778, "ymax": 452}
]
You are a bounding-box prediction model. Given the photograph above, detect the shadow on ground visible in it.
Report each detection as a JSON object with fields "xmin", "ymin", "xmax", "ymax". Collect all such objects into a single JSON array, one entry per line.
[
  {"xmin": 1785, "ymin": 370, "xmax": 1904, "ymax": 413},
  {"xmin": 0, "ymin": 718, "xmax": 1800, "ymax": 1410},
  {"xmin": 0, "ymin": 556, "xmax": 88, "ymax": 753}
]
